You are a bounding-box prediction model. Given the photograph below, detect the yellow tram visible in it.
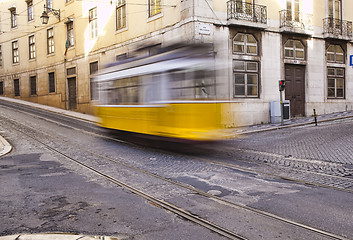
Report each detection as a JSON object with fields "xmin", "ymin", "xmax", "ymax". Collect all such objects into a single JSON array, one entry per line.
[{"xmin": 94, "ymin": 44, "xmax": 229, "ymax": 143}]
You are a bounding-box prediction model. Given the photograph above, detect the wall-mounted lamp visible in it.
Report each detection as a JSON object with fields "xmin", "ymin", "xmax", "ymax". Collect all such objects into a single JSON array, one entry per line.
[{"xmin": 40, "ymin": 4, "xmax": 60, "ymax": 24}]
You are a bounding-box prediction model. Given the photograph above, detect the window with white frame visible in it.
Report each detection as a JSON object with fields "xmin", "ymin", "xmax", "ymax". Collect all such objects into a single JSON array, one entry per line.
[
  {"xmin": 328, "ymin": 67, "xmax": 344, "ymax": 99},
  {"xmin": 233, "ymin": 61, "xmax": 259, "ymax": 97},
  {"xmin": 149, "ymin": 0, "xmax": 161, "ymax": 17},
  {"xmin": 116, "ymin": 0, "xmax": 126, "ymax": 30},
  {"xmin": 27, "ymin": 0, "xmax": 33, "ymax": 21},
  {"xmin": 236, "ymin": 0, "xmax": 254, "ymax": 15},
  {"xmin": 89, "ymin": 7, "xmax": 98, "ymax": 39},
  {"xmin": 233, "ymin": 33, "xmax": 257, "ymax": 55},
  {"xmin": 327, "ymin": 44, "xmax": 344, "ymax": 63},
  {"xmin": 29, "ymin": 35, "xmax": 35, "ymax": 59},
  {"xmin": 66, "ymin": 21, "xmax": 74, "ymax": 47},
  {"xmin": 12, "ymin": 41, "xmax": 19, "ymax": 63},
  {"xmin": 286, "ymin": 0, "xmax": 300, "ymax": 22},
  {"xmin": 284, "ymin": 39, "xmax": 304, "ymax": 59},
  {"xmin": 10, "ymin": 8, "xmax": 17, "ymax": 28},
  {"xmin": 328, "ymin": 0, "xmax": 342, "ymax": 20},
  {"xmin": 47, "ymin": 28, "xmax": 54, "ymax": 54}
]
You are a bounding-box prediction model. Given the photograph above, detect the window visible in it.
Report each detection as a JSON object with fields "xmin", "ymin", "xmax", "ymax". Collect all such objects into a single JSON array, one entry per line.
[
  {"xmin": 284, "ymin": 39, "xmax": 304, "ymax": 59},
  {"xmin": 327, "ymin": 44, "xmax": 344, "ymax": 63},
  {"xmin": 66, "ymin": 21, "xmax": 74, "ymax": 47},
  {"xmin": 328, "ymin": 68, "xmax": 344, "ymax": 98},
  {"xmin": 46, "ymin": 0, "xmax": 52, "ymax": 9},
  {"xmin": 236, "ymin": 0, "xmax": 254, "ymax": 15},
  {"xmin": 47, "ymin": 28, "xmax": 54, "ymax": 54},
  {"xmin": 30, "ymin": 76, "xmax": 37, "ymax": 95},
  {"xmin": 286, "ymin": 0, "xmax": 300, "ymax": 22},
  {"xmin": 67, "ymin": 67, "xmax": 76, "ymax": 76},
  {"xmin": 149, "ymin": 0, "xmax": 161, "ymax": 17},
  {"xmin": 14, "ymin": 79, "xmax": 20, "ymax": 96},
  {"xmin": 328, "ymin": 0, "xmax": 341, "ymax": 20},
  {"xmin": 0, "ymin": 82, "xmax": 3, "ymax": 95},
  {"xmin": 0, "ymin": 45, "xmax": 2, "ymax": 67},
  {"xmin": 89, "ymin": 8, "xmax": 98, "ymax": 39},
  {"xmin": 29, "ymin": 35, "xmax": 36, "ymax": 59},
  {"xmin": 116, "ymin": 0, "xmax": 126, "ymax": 30},
  {"xmin": 12, "ymin": 41, "xmax": 19, "ymax": 64},
  {"xmin": 27, "ymin": 0, "xmax": 33, "ymax": 21},
  {"xmin": 90, "ymin": 61, "xmax": 99, "ymax": 100},
  {"xmin": 48, "ymin": 72, "xmax": 55, "ymax": 93},
  {"xmin": 233, "ymin": 33, "xmax": 257, "ymax": 55},
  {"xmin": 169, "ymin": 69, "xmax": 216, "ymax": 100},
  {"xmin": 233, "ymin": 61, "xmax": 259, "ymax": 97},
  {"xmin": 116, "ymin": 53, "xmax": 128, "ymax": 61},
  {"xmin": 10, "ymin": 8, "xmax": 17, "ymax": 28}
]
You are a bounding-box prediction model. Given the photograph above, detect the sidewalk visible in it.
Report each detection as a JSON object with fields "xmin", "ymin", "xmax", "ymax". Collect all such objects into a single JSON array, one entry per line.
[{"xmin": 231, "ymin": 110, "xmax": 353, "ymax": 135}]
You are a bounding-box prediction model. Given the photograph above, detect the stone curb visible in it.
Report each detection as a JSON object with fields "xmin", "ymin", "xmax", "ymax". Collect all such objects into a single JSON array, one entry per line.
[
  {"xmin": 0, "ymin": 135, "xmax": 12, "ymax": 157},
  {"xmin": 0, "ymin": 233, "xmax": 122, "ymax": 240},
  {"xmin": 234, "ymin": 114, "xmax": 353, "ymax": 135},
  {"xmin": 0, "ymin": 97, "xmax": 98, "ymax": 124}
]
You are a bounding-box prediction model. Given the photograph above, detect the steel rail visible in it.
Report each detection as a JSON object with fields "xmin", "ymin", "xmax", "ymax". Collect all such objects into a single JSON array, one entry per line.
[
  {"xmin": 1, "ymin": 111, "xmax": 346, "ymax": 240},
  {"xmin": 0, "ymin": 115, "xmax": 246, "ymax": 240}
]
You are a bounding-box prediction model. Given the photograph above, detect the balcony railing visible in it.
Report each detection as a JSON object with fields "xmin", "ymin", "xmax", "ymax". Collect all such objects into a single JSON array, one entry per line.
[
  {"xmin": 279, "ymin": 10, "xmax": 313, "ymax": 32},
  {"xmin": 323, "ymin": 18, "xmax": 352, "ymax": 40},
  {"xmin": 227, "ymin": 0, "xmax": 267, "ymax": 24}
]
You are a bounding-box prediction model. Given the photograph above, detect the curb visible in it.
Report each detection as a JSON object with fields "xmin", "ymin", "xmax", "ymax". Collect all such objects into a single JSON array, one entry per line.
[
  {"xmin": 0, "ymin": 97, "xmax": 98, "ymax": 124},
  {"xmin": 235, "ymin": 114, "xmax": 353, "ymax": 135},
  {"xmin": 0, "ymin": 233, "xmax": 123, "ymax": 240},
  {"xmin": 0, "ymin": 135, "xmax": 12, "ymax": 157}
]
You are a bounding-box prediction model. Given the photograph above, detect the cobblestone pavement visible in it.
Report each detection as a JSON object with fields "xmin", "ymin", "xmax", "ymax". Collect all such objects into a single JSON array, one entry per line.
[{"xmin": 231, "ymin": 118, "xmax": 353, "ymax": 165}]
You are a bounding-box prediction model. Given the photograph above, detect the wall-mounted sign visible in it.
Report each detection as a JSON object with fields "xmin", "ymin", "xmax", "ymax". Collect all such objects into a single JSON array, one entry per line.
[
  {"xmin": 199, "ymin": 23, "xmax": 211, "ymax": 35},
  {"xmin": 350, "ymin": 55, "xmax": 353, "ymax": 66}
]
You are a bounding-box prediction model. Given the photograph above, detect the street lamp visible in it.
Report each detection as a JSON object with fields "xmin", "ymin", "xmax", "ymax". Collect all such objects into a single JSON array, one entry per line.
[{"xmin": 40, "ymin": 4, "xmax": 60, "ymax": 24}]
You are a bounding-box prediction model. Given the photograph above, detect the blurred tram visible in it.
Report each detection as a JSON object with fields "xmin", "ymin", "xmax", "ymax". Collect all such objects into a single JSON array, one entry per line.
[{"xmin": 94, "ymin": 43, "xmax": 229, "ymax": 143}]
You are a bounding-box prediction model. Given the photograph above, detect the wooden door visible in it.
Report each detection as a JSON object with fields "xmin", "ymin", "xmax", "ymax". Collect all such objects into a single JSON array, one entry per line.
[
  {"xmin": 68, "ymin": 77, "xmax": 77, "ymax": 110},
  {"xmin": 285, "ymin": 64, "xmax": 305, "ymax": 117}
]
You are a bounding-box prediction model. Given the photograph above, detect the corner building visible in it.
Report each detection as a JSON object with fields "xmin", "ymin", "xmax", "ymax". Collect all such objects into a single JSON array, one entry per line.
[{"xmin": 0, "ymin": 0, "xmax": 352, "ymax": 127}]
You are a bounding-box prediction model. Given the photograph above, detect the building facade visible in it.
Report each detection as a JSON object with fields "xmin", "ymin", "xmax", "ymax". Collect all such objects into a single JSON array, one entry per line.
[{"xmin": 0, "ymin": 0, "xmax": 352, "ymax": 127}]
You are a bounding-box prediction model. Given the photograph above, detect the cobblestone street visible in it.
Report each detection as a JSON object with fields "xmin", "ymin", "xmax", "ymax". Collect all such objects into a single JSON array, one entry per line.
[{"xmin": 1, "ymin": 99, "xmax": 353, "ymax": 240}]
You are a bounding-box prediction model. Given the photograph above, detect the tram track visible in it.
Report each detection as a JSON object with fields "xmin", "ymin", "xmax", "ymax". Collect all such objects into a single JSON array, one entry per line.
[{"xmin": 0, "ymin": 106, "xmax": 350, "ymax": 239}]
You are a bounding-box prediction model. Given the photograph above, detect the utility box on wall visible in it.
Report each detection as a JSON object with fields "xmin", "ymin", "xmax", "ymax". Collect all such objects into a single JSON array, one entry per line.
[{"xmin": 270, "ymin": 100, "xmax": 290, "ymax": 123}]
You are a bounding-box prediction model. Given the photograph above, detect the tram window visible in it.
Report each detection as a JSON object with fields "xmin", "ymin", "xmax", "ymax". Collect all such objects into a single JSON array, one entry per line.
[
  {"xmin": 194, "ymin": 70, "xmax": 215, "ymax": 99},
  {"xmin": 144, "ymin": 74, "xmax": 163, "ymax": 103},
  {"xmin": 169, "ymin": 69, "xmax": 215, "ymax": 100},
  {"xmin": 169, "ymin": 70, "xmax": 187, "ymax": 99},
  {"xmin": 101, "ymin": 76, "xmax": 140, "ymax": 105}
]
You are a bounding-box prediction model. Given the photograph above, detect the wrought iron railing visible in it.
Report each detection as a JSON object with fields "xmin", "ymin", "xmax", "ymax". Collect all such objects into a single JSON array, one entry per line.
[
  {"xmin": 227, "ymin": 0, "xmax": 267, "ymax": 24},
  {"xmin": 279, "ymin": 10, "xmax": 313, "ymax": 31},
  {"xmin": 323, "ymin": 18, "xmax": 352, "ymax": 39}
]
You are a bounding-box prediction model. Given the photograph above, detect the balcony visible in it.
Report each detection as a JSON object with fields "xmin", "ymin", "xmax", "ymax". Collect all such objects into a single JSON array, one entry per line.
[
  {"xmin": 227, "ymin": 0, "xmax": 267, "ymax": 29},
  {"xmin": 323, "ymin": 18, "xmax": 352, "ymax": 41},
  {"xmin": 279, "ymin": 10, "xmax": 313, "ymax": 35}
]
